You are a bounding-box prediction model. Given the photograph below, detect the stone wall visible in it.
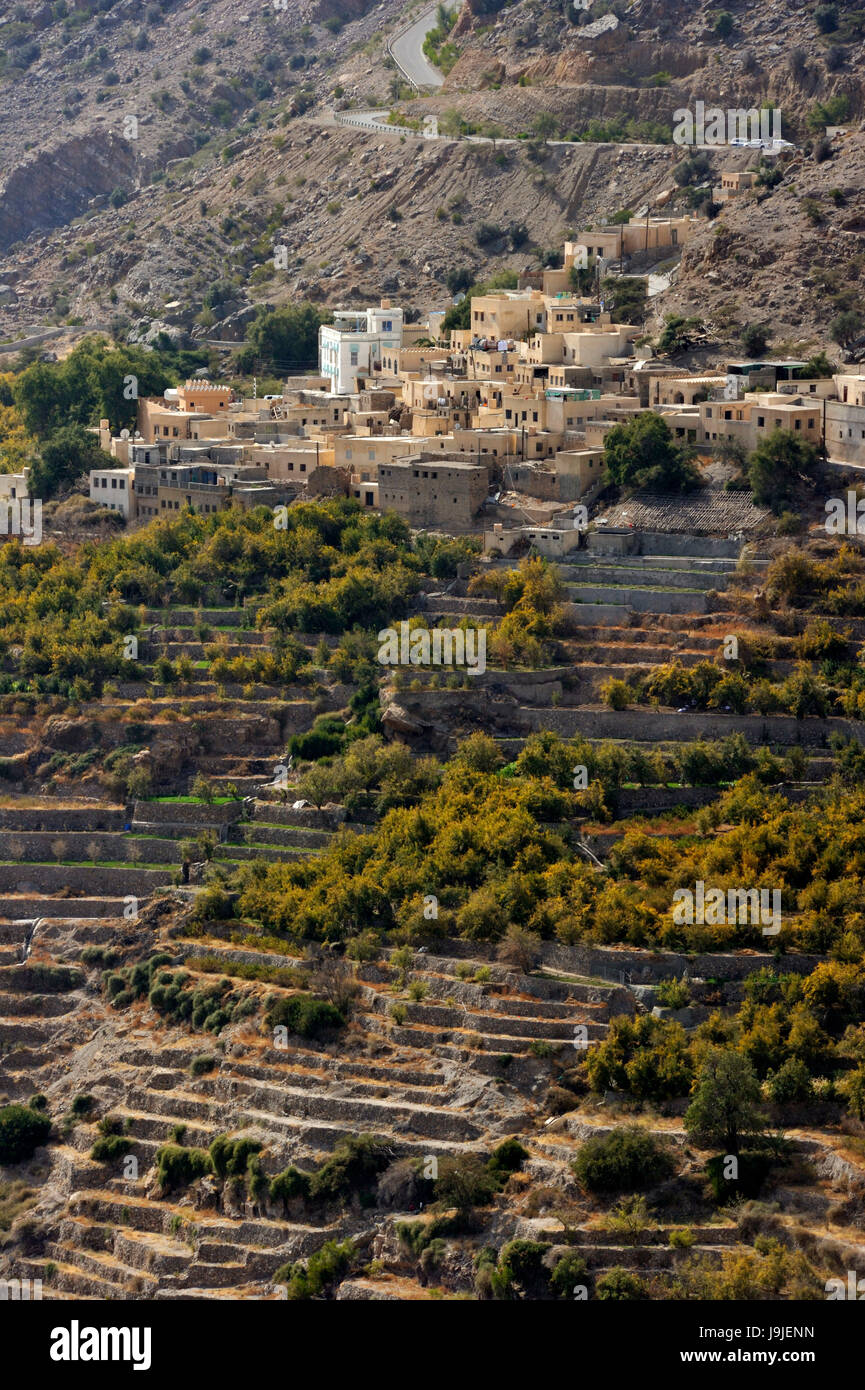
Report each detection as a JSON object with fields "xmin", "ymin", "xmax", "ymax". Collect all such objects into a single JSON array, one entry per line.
[
  {"xmin": 132, "ymin": 800, "xmax": 244, "ymax": 827},
  {"xmin": 539, "ymin": 941, "xmax": 822, "ymax": 983},
  {"xmin": 566, "ymin": 587, "xmax": 708, "ymax": 614},
  {"xmin": 0, "ymin": 864, "xmax": 173, "ymax": 893},
  {"xmin": 0, "ymin": 831, "xmax": 180, "ymax": 864},
  {"xmin": 387, "ymin": 688, "xmax": 865, "ymax": 748},
  {"xmin": 0, "ymin": 807, "xmax": 126, "ymax": 832}
]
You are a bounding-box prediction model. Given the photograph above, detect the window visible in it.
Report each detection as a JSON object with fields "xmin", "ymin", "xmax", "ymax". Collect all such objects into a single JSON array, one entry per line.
[{"xmin": 111, "ymin": 478, "xmax": 117, "ymax": 488}]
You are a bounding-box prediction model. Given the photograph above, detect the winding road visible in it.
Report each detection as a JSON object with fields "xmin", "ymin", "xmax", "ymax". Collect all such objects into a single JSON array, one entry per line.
[{"xmin": 389, "ymin": 5, "xmax": 445, "ymax": 90}]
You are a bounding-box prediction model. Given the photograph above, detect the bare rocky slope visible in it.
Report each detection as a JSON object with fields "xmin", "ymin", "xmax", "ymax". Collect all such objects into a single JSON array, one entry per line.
[{"xmin": 0, "ymin": 0, "xmax": 863, "ymax": 360}]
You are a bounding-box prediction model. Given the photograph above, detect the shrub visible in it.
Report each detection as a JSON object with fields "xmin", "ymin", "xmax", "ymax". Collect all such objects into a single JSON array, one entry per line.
[
  {"xmin": 601, "ymin": 678, "xmax": 631, "ymax": 710},
  {"xmin": 91, "ymin": 1134, "xmax": 132, "ymax": 1162},
  {"xmin": 705, "ymin": 1151, "xmax": 774, "ymax": 1203},
  {"xmin": 496, "ymin": 1239, "xmax": 551, "ymax": 1297},
  {"xmin": 669, "ymin": 1227, "xmax": 696, "ymax": 1248},
  {"xmin": 815, "ymin": 4, "xmax": 838, "ymax": 33},
  {"xmin": 277, "ymin": 1238, "xmax": 355, "ymax": 1299},
  {"xmin": 766, "ymin": 1056, "xmax": 814, "ymax": 1105},
  {"xmin": 487, "ymin": 1138, "xmax": 529, "ymax": 1180},
  {"xmin": 0, "ymin": 1104, "xmax": 52, "ymax": 1163},
  {"xmin": 190, "ymin": 1053, "xmax": 216, "ymax": 1076},
  {"xmin": 655, "ymin": 976, "xmax": 690, "ymax": 1009},
  {"xmin": 434, "ymin": 1154, "xmax": 498, "ymax": 1213},
  {"xmin": 265, "ymin": 994, "xmax": 344, "ymax": 1039},
  {"xmin": 595, "ymin": 1267, "xmax": 648, "ymax": 1299},
  {"xmin": 155, "ymin": 1143, "xmax": 213, "ymax": 1192},
  {"xmin": 550, "ymin": 1250, "xmax": 588, "ymax": 1298},
  {"xmin": 270, "ymin": 1166, "xmax": 312, "ymax": 1209},
  {"xmin": 209, "ymin": 1135, "xmax": 262, "ymax": 1180},
  {"xmin": 307, "ymin": 1134, "xmax": 391, "ymax": 1204},
  {"xmin": 573, "ymin": 1127, "xmax": 675, "ymax": 1193}
]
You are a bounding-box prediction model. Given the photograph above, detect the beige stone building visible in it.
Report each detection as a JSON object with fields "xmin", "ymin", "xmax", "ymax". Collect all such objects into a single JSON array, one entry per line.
[
  {"xmin": 564, "ymin": 216, "xmax": 699, "ymax": 266},
  {"xmin": 377, "ymin": 455, "xmax": 489, "ymax": 530},
  {"xmin": 700, "ymin": 393, "xmax": 823, "ymax": 450}
]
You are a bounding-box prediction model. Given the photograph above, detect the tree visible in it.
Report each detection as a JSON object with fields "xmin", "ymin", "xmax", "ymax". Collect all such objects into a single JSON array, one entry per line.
[
  {"xmin": 815, "ymin": 4, "xmax": 838, "ymax": 33},
  {"xmin": 296, "ymin": 763, "xmax": 340, "ymax": 809},
  {"xmin": 496, "ymin": 924, "xmax": 541, "ymax": 974},
  {"xmin": 603, "ymin": 412, "xmax": 700, "ymax": 493},
  {"xmin": 684, "ymin": 1048, "xmax": 764, "ymax": 1154},
  {"xmin": 714, "ymin": 10, "xmax": 734, "ymax": 38},
  {"xmin": 0, "ymin": 1102, "xmax": 52, "ymax": 1163},
  {"xmin": 237, "ymin": 303, "xmax": 330, "ymax": 375},
  {"xmin": 533, "ymin": 112, "xmax": 557, "ymax": 144},
  {"xmin": 747, "ymin": 428, "xmax": 821, "ymax": 513},
  {"xmin": 797, "ymin": 351, "xmax": 835, "ymax": 378},
  {"xmin": 601, "ymin": 276, "xmax": 647, "ymax": 324},
  {"xmin": 14, "ymin": 338, "xmax": 173, "ymax": 437},
  {"xmin": 573, "ymin": 1126, "xmax": 675, "ymax": 1192},
  {"xmin": 434, "ymin": 1154, "xmax": 498, "ymax": 1214},
  {"xmin": 30, "ymin": 425, "xmax": 114, "ymax": 499},
  {"xmin": 807, "ymin": 92, "xmax": 850, "ymax": 131},
  {"xmin": 831, "ymin": 309, "xmax": 864, "ymax": 351},
  {"xmin": 741, "ymin": 323, "xmax": 769, "ymax": 356},
  {"xmin": 657, "ymin": 313, "xmax": 704, "ymax": 354}
]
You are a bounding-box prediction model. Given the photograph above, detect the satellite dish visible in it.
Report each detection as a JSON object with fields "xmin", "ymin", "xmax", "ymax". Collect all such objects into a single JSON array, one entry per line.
[
  {"xmin": 453, "ymin": 292, "xmax": 466, "ymax": 305},
  {"xmin": 120, "ymin": 429, "xmax": 130, "ymax": 440}
]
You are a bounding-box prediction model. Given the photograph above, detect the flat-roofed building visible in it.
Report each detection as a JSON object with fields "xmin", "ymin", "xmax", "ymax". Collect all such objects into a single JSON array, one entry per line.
[{"xmin": 378, "ymin": 455, "xmax": 489, "ymax": 530}]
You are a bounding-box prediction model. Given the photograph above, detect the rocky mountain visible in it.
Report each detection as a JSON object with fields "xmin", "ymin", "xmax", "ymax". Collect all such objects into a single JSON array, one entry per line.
[{"xmin": 0, "ymin": 0, "xmax": 862, "ymax": 361}]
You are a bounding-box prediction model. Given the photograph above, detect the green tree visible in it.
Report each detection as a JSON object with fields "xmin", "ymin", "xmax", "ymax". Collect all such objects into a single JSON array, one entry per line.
[
  {"xmin": 657, "ymin": 313, "xmax": 704, "ymax": 353},
  {"xmin": 533, "ymin": 111, "xmax": 557, "ymax": 144},
  {"xmin": 0, "ymin": 1102, "xmax": 52, "ymax": 1163},
  {"xmin": 830, "ymin": 310, "xmax": 863, "ymax": 351},
  {"xmin": 747, "ymin": 428, "xmax": 821, "ymax": 513},
  {"xmin": 237, "ymin": 303, "xmax": 330, "ymax": 374},
  {"xmin": 741, "ymin": 323, "xmax": 769, "ymax": 356},
  {"xmin": 601, "ymin": 276, "xmax": 648, "ymax": 324},
  {"xmin": 815, "ymin": 4, "xmax": 838, "ymax": 33},
  {"xmin": 31, "ymin": 425, "xmax": 114, "ymax": 499},
  {"xmin": 604, "ymin": 412, "xmax": 700, "ymax": 493},
  {"xmin": 684, "ymin": 1048, "xmax": 765, "ymax": 1154}
]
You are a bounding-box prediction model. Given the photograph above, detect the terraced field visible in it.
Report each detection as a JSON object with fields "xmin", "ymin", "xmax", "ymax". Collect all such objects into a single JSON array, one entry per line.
[{"xmin": 3, "ymin": 528, "xmax": 865, "ymax": 1303}]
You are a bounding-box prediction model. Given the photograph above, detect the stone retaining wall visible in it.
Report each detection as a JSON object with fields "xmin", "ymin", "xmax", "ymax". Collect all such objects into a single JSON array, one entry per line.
[
  {"xmin": 0, "ymin": 831, "xmax": 180, "ymax": 863},
  {"xmin": 133, "ymin": 800, "xmax": 244, "ymax": 826},
  {"xmin": 0, "ymin": 864, "xmax": 173, "ymax": 893},
  {"xmin": 0, "ymin": 806, "xmax": 126, "ymax": 831},
  {"xmin": 566, "ymin": 588, "xmax": 708, "ymax": 614}
]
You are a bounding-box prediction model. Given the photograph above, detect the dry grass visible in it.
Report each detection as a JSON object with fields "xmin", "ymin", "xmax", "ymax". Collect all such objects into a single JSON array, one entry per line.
[{"xmin": 0, "ymin": 1179, "xmax": 38, "ymax": 1234}]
